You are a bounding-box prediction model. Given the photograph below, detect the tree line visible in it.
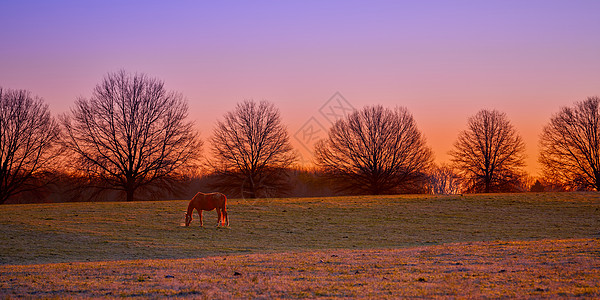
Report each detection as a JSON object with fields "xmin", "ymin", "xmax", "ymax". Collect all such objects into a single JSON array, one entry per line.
[{"xmin": 1, "ymin": 70, "xmax": 599, "ymax": 203}]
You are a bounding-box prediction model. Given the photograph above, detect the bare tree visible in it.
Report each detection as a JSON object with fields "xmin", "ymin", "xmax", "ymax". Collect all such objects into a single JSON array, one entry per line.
[
  {"xmin": 539, "ymin": 96, "xmax": 600, "ymax": 191},
  {"xmin": 315, "ymin": 105, "xmax": 433, "ymax": 195},
  {"xmin": 450, "ymin": 109, "xmax": 526, "ymax": 193},
  {"xmin": 0, "ymin": 88, "xmax": 60, "ymax": 204},
  {"xmin": 427, "ymin": 163, "xmax": 463, "ymax": 194},
  {"xmin": 60, "ymin": 70, "xmax": 202, "ymax": 201},
  {"xmin": 208, "ymin": 100, "xmax": 297, "ymax": 198}
]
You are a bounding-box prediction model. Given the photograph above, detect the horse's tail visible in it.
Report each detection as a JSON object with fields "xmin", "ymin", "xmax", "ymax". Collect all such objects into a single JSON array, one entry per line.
[{"xmin": 220, "ymin": 193, "xmax": 229, "ymax": 226}]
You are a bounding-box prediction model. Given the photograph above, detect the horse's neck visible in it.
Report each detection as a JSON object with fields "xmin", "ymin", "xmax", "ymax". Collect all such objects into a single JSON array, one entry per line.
[{"xmin": 186, "ymin": 201, "xmax": 196, "ymax": 215}]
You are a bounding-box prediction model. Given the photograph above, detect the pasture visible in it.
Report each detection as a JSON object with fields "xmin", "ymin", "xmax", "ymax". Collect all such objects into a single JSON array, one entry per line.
[{"xmin": 1, "ymin": 193, "xmax": 599, "ymax": 298}]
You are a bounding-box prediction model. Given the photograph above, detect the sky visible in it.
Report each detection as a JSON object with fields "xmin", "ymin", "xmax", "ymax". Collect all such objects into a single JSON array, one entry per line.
[{"xmin": 2, "ymin": 1, "xmax": 600, "ymax": 176}]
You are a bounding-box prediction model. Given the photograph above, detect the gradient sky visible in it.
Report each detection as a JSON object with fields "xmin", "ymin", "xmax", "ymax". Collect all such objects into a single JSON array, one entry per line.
[{"xmin": 2, "ymin": 1, "xmax": 600, "ymax": 176}]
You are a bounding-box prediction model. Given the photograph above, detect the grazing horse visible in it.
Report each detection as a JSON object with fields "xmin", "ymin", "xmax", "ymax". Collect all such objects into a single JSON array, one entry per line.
[{"xmin": 185, "ymin": 192, "xmax": 229, "ymax": 227}]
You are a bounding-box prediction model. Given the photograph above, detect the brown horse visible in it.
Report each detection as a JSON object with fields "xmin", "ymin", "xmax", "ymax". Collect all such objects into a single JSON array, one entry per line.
[{"xmin": 185, "ymin": 192, "xmax": 229, "ymax": 227}]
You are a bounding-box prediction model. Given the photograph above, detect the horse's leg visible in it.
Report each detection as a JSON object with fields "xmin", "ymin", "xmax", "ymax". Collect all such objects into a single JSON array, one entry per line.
[
  {"xmin": 222, "ymin": 206, "xmax": 229, "ymax": 226},
  {"xmin": 216, "ymin": 208, "xmax": 222, "ymax": 226},
  {"xmin": 199, "ymin": 210, "xmax": 203, "ymax": 227}
]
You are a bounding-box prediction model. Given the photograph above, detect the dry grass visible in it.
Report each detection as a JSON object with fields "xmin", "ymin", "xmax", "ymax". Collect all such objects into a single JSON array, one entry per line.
[
  {"xmin": 1, "ymin": 192, "xmax": 599, "ymax": 298},
  {"xmin": 1, "ymin": 239, "xmax": 598, "ymax": 298}
]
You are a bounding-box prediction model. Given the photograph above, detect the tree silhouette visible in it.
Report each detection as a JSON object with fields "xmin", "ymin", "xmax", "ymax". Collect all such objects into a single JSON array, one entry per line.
[
  {"xmin": 539, "ymin": 96, "xmax": 600, "ymax": 191},
  {"xmin": 450, "ymin": 109, "xmax": 526, "ymax": 193},
  {"xmin": 0, "ymin": 88, "xmax": 60, "ymax": 204},
  {"xmin": 315, "ymin": 105, "xmax": 432, "ymax": 195},
  {"xmin": 60, "ymin": 70, "xmax": 202, "ymax": 201},
  {"xmin": 207, "ymin": 100, "xmax": 297, "ymax": 198},
  {"xmin": 427, "ymin": 163, "xmax": 463, "ymax": 194},
  {"xmin": 530, "ymin": 180, "xmax": 545, "ymax": 192}
]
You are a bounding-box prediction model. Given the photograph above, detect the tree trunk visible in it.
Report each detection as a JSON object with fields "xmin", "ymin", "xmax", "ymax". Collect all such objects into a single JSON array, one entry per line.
[
  {"xmin": 126, "ymin": 188, "xmax": 135, "ymax": 202},
  {"xmin": 126, "ymin": 178, "xmax": 136, "ymax": 201},
  {"xmin": 485, "ymin": 176, "xmax": 491, "ymax": 193}
]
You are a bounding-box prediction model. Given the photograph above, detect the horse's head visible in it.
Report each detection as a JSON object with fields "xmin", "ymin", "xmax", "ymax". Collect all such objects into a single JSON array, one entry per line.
[{"xmin": 184, "ymin": 213, "xmax": 192, "ymax": 226}]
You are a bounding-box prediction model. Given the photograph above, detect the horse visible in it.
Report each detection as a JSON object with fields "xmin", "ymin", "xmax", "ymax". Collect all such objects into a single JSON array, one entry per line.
[{"xmin": 185, "ymin": 192, "xmax": 229, "ymax": 227}]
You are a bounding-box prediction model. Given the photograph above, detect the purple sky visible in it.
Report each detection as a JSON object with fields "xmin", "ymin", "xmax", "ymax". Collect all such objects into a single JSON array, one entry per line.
[{"xmin": 2, "ymin": 1, "xmax": 600, "ymax": 175}]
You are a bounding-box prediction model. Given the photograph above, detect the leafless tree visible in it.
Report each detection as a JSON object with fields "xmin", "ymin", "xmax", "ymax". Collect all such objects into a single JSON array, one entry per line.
[
  {"xmin": 0, "ymin": 88, "xmax": 60, "ymax": 204},
  {"xmin": 427, "ymin": 163, "xmax": 463, "ymax": 194},
  {"xmin": 315, "ymin": 105, "xmax": 433, "ymax": 195},
  {"xmin": 539, "ymin": 96, "xmax": 600, "ymax": 191},
  {"xmin": 450, "ymin": 109, "xmax": 526, "ymax": 193},
  {"xmin": 60, "ymin": 70, "xmax": 202, "ymax": 201},
  {"xmin": 207, "ymin": 100, "xmax": 297, "ymax": 198}
]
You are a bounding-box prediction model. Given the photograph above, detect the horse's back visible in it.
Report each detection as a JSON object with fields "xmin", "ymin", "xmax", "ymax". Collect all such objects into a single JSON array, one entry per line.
[
  {"xmin": 191, "ymin": 192, "xmax": 226, "ymax": 210},
  {"xmin": 194, "ymin": 191, "xmax": 225, "ymax": 198}
]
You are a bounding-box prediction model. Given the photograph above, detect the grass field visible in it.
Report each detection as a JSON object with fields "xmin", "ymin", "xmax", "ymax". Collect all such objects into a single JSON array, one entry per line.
[
  {"xmin": 1, "ymin": 192, "xmax": 599, "ymax": 298},
  {"xmin": 2, "ymin": 239, "xmax": 598, "ymax": 298}
]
